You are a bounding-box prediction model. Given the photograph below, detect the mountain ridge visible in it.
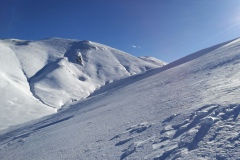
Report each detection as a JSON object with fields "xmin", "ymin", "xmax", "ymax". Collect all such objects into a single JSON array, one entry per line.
[{"xmin": 0, "ymin": 38, "xmax": 165, "ymax": 130}]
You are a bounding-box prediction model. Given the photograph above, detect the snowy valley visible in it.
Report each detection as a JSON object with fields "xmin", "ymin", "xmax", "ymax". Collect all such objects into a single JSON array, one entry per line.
[{"xmin": 0, "ymin": 38, "xmax": 240, "ymax": 160}]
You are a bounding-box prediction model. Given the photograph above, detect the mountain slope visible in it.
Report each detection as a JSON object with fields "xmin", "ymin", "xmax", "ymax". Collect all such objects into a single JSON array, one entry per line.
[
  {"xmin": 0, "ymin": 42, "xmax": 56, "ymax": 131},
  {"xmin": 1, "ymin": 38, "xmax": 240, "ymax": 160},
  {"xmin": 0, "ymin": 38, "xmax": 164, "ymax": 130}
]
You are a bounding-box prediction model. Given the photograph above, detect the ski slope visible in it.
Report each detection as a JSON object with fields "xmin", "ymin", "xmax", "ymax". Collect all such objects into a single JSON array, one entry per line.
[
  {"xmin": 1, "ymin": 38, "xmax": 240, "ymax": 159},
  {"xmin": 0, "ymin": 38, "xmax": 164, "ymax": 130}
]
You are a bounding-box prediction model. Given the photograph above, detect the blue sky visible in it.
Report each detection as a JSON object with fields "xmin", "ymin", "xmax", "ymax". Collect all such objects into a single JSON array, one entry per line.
[{"xmin": 1, "ymin": 0, "xmax": 240, "ymax": 62}]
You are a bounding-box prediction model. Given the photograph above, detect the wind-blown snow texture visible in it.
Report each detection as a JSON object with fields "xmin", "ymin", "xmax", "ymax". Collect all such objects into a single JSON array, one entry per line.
[
  {"xmin": 1, "ymin": 38, "xmax": 240, "ymax": 160},
  {"xmin": 0, "ymin": 38, "xmax": 164, "ymax": 130}
]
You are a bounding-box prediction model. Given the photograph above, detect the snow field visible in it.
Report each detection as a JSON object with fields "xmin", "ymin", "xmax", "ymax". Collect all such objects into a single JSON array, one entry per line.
[{"xmin": 1, "ymin": 38, "xmax": 240, "ymax": 159}]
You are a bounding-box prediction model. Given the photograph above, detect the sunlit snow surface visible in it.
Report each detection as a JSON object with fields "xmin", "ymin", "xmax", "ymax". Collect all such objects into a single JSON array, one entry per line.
[
  {"xmin": 1, "ymin": 38, "xmax": 240, "ymax": 159},
  {"xmin": 0, "ymin": 38, "xmax": 164, "ymax": 130}
]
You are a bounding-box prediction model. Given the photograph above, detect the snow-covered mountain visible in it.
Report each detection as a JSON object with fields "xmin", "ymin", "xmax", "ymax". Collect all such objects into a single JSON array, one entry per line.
[
  {"xmin": 0, "ymin": 38, "xmax": 165, "ymax": 130},
  {"xmin": 1, "ymin": 38, "xmax": 240, "ymax": 160}
]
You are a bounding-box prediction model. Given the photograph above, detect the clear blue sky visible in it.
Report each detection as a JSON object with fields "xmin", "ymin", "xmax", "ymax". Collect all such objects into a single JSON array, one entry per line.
[{"xmin": 1, "ymin": 0, "xmax": 240, "ymax": 62}]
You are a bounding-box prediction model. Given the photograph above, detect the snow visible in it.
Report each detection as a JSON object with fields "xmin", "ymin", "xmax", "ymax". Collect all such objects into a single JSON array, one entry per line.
[
  {"xmin": 0, "ymin": 38, "xmax": 163, "ymax": 130},
  {"xmin": 0, "ymin": 41, "xmax": 56, "ymax": 131},
  {"xmin": 0, "ymin": 37, "xmax": 240, "ymax": 159},
  {"xmin": 138, "ymin": 56, "xmax": 167, "ymax": 66}
]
